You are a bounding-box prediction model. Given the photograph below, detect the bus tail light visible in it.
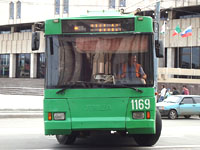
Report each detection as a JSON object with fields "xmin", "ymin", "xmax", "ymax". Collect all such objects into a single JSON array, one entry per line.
[
  {"xmin": 146, "ymin": 111, "xmax": 151, "ymax": 119},
  {"xmin": 48, "ymin": 112, "xmax": 52, "ymax": 120}
]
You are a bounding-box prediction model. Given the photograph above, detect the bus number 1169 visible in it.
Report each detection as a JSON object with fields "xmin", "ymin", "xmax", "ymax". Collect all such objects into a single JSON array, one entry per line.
[{"xmin": 131, "ymin": 99, "xmax": 150, "ymax": 110}]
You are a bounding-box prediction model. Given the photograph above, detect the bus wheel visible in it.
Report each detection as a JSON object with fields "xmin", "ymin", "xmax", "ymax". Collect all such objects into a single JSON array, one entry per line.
[
  {"xmin": 56, "ymin": 134, "xmax": 76, "ymax": 145},
  {"xmin": 133, "ymin": 110, "xmax": 162, "ymax": 146},
  {"xmin": 168, "ymin": 110, "xmax": 177, "ymax": 119}
]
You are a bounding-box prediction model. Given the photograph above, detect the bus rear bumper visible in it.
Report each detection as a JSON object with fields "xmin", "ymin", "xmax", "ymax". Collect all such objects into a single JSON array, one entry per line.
[
  {"xmin": 126, "ymin": 119, "xmax": 155, "ymax": 134},
  {"xmin": 44, "ymin": 119, "xmax": 155, "ymax": 135}
]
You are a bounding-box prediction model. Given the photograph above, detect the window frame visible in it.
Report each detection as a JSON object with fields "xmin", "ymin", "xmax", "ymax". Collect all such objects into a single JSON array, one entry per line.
[
  {"xmin": 119, "ymin": 0, "xmax": 126, "ymax": 7},
  {"xmin": 9, "ymin": 2, "xmax": 14, "ymax": 19},
  {"xmin": 0, "ymin": 54, "xmax": 10, "ymax": 78},
  {"xmin": 63, "ymin": 0, "xmax": 69, "ymax": 14},
  {"xmin": 181, "ymin": 97, "xmax": 194, "ymax": 104},
  {"xmin": 109, "ymin": 0, "xmax": 115, "ymax": 9},
  {"xmin": 55, "ymin": 0, "xmax": 60, "ymax": 15}
]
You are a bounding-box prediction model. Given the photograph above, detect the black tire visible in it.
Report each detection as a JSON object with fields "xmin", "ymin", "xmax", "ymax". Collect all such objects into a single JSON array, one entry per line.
[
  {"xmin": 184, "ymin": 115, "xmax": 191, "ymax": 119},
  {"xmin": 56, "ymin": 134, "xmax": 76, "ymax": 145},
  {"xmin": 168, "ymin": 110, "xmax": 177, "ymax": 119},
  {"xmin": 134, "ymin": 110, "xmax": 162, "ymax": 146}
]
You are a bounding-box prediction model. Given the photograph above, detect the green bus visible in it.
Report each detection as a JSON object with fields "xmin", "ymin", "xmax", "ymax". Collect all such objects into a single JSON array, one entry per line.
[{"xmin": 32, "ymin": 11, "xmax": 163, "ymax": 146}]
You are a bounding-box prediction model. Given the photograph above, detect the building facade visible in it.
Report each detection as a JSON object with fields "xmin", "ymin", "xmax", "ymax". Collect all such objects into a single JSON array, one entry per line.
[{"xmin": 0, "ymin": 0, "xmax": 200, "ymax": 94}]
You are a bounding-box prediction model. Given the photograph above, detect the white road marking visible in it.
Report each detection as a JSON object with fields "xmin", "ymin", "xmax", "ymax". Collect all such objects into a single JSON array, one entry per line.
[{"xmin": 17, "ymin": 145, "xmax": 200, "ymax": 150}]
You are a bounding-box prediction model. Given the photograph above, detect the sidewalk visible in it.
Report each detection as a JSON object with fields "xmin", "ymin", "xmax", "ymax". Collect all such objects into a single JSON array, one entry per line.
[{"xmin": 0, "ymin": 94, "xmax": 43, "ymax": 118}]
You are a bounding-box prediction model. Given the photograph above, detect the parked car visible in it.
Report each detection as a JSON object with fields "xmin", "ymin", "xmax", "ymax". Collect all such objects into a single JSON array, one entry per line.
[{"xmin": 156, "ymin": 95, "xmax": 200, "ymax": 119}]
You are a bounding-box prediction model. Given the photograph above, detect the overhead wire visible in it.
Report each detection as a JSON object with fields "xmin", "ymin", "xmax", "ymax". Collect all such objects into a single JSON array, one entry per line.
[{"xmin": 0, "ymin": 0, "xmax": 200, "ymax": 14}]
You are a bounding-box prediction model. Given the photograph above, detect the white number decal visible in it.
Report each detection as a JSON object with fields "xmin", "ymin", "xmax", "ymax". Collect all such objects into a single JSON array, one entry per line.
[
  {"xmin": 145, "ymin": 99, "xmax": 150, "ymax": 109},
  {"xmin": 131, "ymin": 99, "xmax": 151, "ymax": 110},
  {"xmin": 139, "ymin": 99, "xmax": 144, "ymax": 110}
]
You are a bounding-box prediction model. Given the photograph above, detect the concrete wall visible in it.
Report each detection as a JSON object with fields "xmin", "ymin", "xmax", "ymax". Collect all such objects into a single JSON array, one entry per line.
[
  {"xmin": 160, "ymin": 17, "xmax": 200, "ymax": 48},
  {"xmin": 0, "ymin": 32, "xmax": 44, "ymax": 54}
]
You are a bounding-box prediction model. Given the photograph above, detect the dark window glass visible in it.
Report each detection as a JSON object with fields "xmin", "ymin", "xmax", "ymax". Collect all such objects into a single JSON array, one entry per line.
[
  {"xmin": 16, "ymin": 54, "xmax": 30, "ymax": 78},
  {"xmin": 165, "ymin": 48, "xmax": 167, "ymax": 67},
  {"xmin": 0, "ymin": 54, "xmax": 10, "ymax": 78},
  {"xmin": 16, "ymin": 1, "xmax": 21, "ymax": 19},
  {"xmin": 63, "ymin": 0, "xmax": 69, "ymax": 14},
  {"xmin": 9, "ymin": 2, "xmax": 14, "ymax": 19},
  {"xmin": 55, "ymin": 0, "xmax": 60, "ymax": 15},
  {"xmin": 182, "ymin": 97, "xmax": 193, "ymax": 104},
  {"xmin": 119, "ymin": 0, "xmax": 126, "ymax": 7},
  {"xmin": 179, "ymin": 47, "xmax": 191, "ymax": 69},
  {"xmin": 178, "ymin": 47, "xmax": 200, "ymax": 69},
  {"xmin": 174, "ymin": 48, "xmax": 179, "ymax": 68},
  {"xmin": 109, "ymin": 0, "xmax": 115, "ymax": 8},
  {"xmin": 62, "ymin": 18, "xmax": 134, "ymax": 33},
  {"xmin": 0, "ymin": 26, "xmax": 11, "ymax": 34},
  {"xmin": 15, "ymin": 24, "xmax": 32, "ymax": 32},
  {"xmin": 194, "ymin": 97, "xmax": 200, "ymax": 103},
  {"xmin": 192, "ymin": 47, "xmax": 200, "ymax": 69},
  {"xmin": 175, "ymin": 47, "xmax": 200, "ymax": 78},
  {"xmin": 37, "ymin": 53, "xmax": 45, "ymax": 78}
]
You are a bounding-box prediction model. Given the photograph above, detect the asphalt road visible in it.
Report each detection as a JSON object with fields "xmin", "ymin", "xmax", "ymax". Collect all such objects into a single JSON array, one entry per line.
[{"xmin": 0, "ymin": 116, "xmax": 200, "ymax": 150}]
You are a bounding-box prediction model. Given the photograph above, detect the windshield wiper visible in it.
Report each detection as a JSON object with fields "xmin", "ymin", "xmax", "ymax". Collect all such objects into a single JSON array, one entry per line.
[
  {"xmin": 56, "ymin": 81, "xmax": 96, "ymax": 94},
  {"xmin": 56, "ymin": 85, "xmax": 71, "ymax": 94},
  {"xmin": 129, "ymin": 87, "xmax": 143, "ymax": 93},
  {"xmin": 56, "ymin": 81, "xmax": 143, "ymax": 94}
]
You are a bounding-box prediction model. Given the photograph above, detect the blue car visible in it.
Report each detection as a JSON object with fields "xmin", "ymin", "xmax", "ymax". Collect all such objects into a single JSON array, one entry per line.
[{"xmin": 156, "ymin": 95, "xmax": 200, "ymax": 119}]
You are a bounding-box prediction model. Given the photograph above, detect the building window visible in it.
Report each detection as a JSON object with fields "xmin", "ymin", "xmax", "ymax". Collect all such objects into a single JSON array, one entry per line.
[
  {"xmin": 0, "ymin": 26, "xmax": 11, "ymax": 34},
  {"xmin": 15, "ymin": 25, "xmax": 32, "ymax": 32},
  {"xmin": 0, "ymin": 55, "xmax": 10, "ymax": 78},
  {"xmin": 9, "ymin": 2, "xmax": 14, "ymax": 19},
  {"xmin": 55, "ymin": 0, "xmax": 60, "ymax": 15},
  {"xmin": 16, "ymin": 54, "xmax": 30, "ymax": 78},
  {"xmin": 37, "ymin": 53, "xmax": 45, "ymax": 78},
  {"xmin": 119, "ymin": 0, "xmax": 126, "ymax": 7},
  {"xmin": 16, "ymin": 1, "xmax": 21, "ymax": 19},
  {"xmin": 165, "ymin": 48, "xmax": 167, "ymax": 67},
  {"xmin": 175, "ymin": 47, "xmax": 200, "ymax": 78},
  {"xmin": 109, "ymin": 0, "xmax": 115, "ymax": 8},
  {"xmin": 192, "ymin": 47, "xmax": 200, "ymax": 69},
  {"xmin": 179, "ymin": 47, "xmax": 192, "ymax": 69},
  {"xmin": 63, "ymin": 0, "xmax": 69, "ymax": 14}
]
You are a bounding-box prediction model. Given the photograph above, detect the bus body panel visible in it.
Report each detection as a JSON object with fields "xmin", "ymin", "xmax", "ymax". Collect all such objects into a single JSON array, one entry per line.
[
  {"xmin": 44, "ymin": 88, "xmax": 156, "ymax": 135},
  {"xmin": 44, "ymin": 99, "xmax": 72, "ymax": 135}
]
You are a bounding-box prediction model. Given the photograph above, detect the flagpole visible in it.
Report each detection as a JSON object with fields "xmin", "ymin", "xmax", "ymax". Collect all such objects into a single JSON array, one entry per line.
[
  {"xmin": 191, "ymin": 28, "xmax": 192, "ymax": 69},
  {"xmin": 178, "ymin": 24, "xmax": 180, "ymax": 69}
]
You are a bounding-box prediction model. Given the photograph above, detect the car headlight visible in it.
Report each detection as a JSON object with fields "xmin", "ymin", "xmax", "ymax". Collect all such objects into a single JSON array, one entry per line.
[{"xmin": 54, "ymin": 112, "xmax": 65, "ymax": 120}]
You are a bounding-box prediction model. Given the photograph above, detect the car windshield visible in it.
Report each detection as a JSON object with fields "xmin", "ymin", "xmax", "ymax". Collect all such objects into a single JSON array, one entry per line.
[
  {"xmin": 45, "ymin": 34, "xmax": 154, "ymax": 89},
  {"xmin": 163, "ymin": 96, "xmax": 181, "ymax": 103}
]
